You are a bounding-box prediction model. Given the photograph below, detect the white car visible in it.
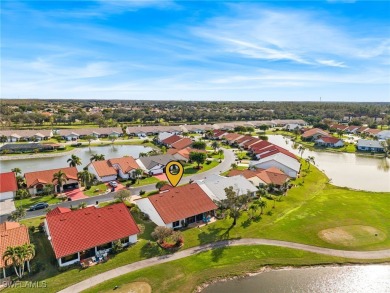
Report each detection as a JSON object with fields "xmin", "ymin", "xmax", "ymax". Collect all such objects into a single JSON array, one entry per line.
[{"xmin": 109, "ymin": 181, "xmax": 118, "ymax": 187}]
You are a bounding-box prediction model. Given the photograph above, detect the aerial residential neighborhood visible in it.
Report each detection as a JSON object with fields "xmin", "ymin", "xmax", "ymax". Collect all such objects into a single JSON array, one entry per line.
[{"xmin": 1, "ymin": 0, "xmax": 390, "ymax": 292}]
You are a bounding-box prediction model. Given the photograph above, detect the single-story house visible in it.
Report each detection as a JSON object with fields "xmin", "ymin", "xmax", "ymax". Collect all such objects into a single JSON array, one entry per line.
[
  {"xmin": 344, "ymin": 126, "xmax": 360, "ymax": 134},
  {"xmin": 210, "ymin": 129, "xmax": 228, "ymax": 140},
  {"xmin": 108, "ymin": 157, "xmax": 140, "ymax": 179},
  {"xmin": 59, "ymin": 127, "xmax": 122, "ymax": 141},
  {"xmin": 330, "ymin": 124, "xmax": 348, "ymax": 132},
  {"xmin": 161, "ymin": 135, "xmax": 182, "ymax": 147},
  {"xmin": 135, "ymin": 184, "xmax": 217, "ymax": 229},
  {"xmin": 88, "ymin": 161, "xmax": 117, "ymax": 182},
  {"xmin": 301, "ymin": 128, "xmax": 330, "ymax": 141},
  {"xmin": 0, "ymin": 130, "xmax": 53, "ymax": 142},
  {"xmin": 0, "ymin": 172, "xmax": 18, "ymax": 201},
  {"xmin": 167, "ymin": 147, "xmax": 206, "ymax": 162},
  {"xmin": 315, "ymin": 136, "xmax": 344, "ymax": 147},
  {"xmin": 283, "ymin": 124, "xmax": 302, "ymax": 131},
  {"xmin": 180, "ymin": 124, "xmax": 213, "ymax": 134},
  {"xmin": 249, "ymin": 153, "xmax": 301, "ymax": 178},
  {"xmin": 171, "ymin": 138, "xmax": 193, "ymax": 150},
  {"xmin": 377, "ymin": 130, "xmax": 390, "ymax": 140},
  {"xmin": 224, "ymin": 133, "xmax": 244, "ymax": 145},
  {"xmin": 136, "ymin": 154, "xmax": 177, "ymax": 175},
  {"xmin": 226, "ymin": 169, "xmax": 264, "ymax": 187},
  {"xmin": 126, "ymin": 126, "xmax": 182, "ymax": 136},
  {"xmin": 0, "ymin": 143, "xmax": 56, "ymax": 154},
  {"xmin": 356, "ymin": 139, "xmax": 385, "ymax": 152},
  {"xmin": 0, "ymin": 222, "xmax": 31, "ymax": 278},
  {"xmin": 255, "ymin": 167, "xmax": 290, "ymax": 187},
  {"xmin": 196, "ymin": 174, "xmax": 258, "ymax": 202},
  {"xmin": 44, "ymin": 203, "xmax": 139, "ymax": 267},
  {"xmin": 273, "ymin": 119, "xmax": 307, "ymax": 126},
  {"xmin": 25, "ymin": 167, "xmax": 79, "ymax": 195},
  {"xmin": 157, "ymin": 132, "xmax": 175, "ymax": 143}
]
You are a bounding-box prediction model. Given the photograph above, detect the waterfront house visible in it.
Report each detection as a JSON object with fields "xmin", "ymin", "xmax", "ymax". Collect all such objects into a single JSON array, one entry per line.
[
  {"xmin": 0, "ymin": 222, "xmax": 31, "ymax": 278},
  {"xmin": 88, "ymin": 156, "xmax": 140, "ymax": 182},
  {"xmin": 59, "ymin": 127, "xmax": 122, "ymax": 141},
  {"xmin": 135, "ymin": 184, "xmax": 217, "ymax": 229},
  {"xmin": 356, "ymin": 139, "xmax": 385, "ymax": 152},
  {"xmin": 0, "ymin": 130, "xmax": 53, "ymax": 142},
  {"xmin": 301, "ymin": 128, "xmax": 330, "ymax": 141},
  {"xmin": 25, "ymin": 167, "xmax": 79, "ymax": 195},
  {"xmin": 44, "ymin": 203, "xmax": 139, "ymax": 267},
  {"xmin": 136, "ymin": 154, "xmax": 177, "ymax": 175},
  {"xmin": 376, "ymin": 130, "xmax": 390, "ymax": 140},
  {"xmin": 196, "ymin": 174, "xmax": 258, "ymax": 201},
  {"xmin": 249, "ymin": 153, "xmax": 301, "ymax": 178},
  {"xmin": 315, "ymin": 136, "xmax": 344, "ymax": 148},
  {"xmin": 0, "ymin": 172, "xmax": 18, "ymax": 201},
  {"xmin": 0, "ymin": 143, "xmax": 56, "ymax": 154}
]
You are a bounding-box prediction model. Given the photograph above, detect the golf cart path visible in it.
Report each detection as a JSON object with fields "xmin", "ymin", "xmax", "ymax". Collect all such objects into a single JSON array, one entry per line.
[{"xmin": 59, "ymin": 238, "xmax": 390, "ymax": 293}]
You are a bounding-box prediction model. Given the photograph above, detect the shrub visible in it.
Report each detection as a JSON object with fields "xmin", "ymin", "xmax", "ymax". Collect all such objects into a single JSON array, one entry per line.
[
  {"xmin": 111, "ymin": 240, "xmax": 124, "ymax": 254},
  {"xmin": 139, "ymin": 190, "xmax": 146, "ymax": 196},
  {"xmin": 30, "ymin": 261, "xmax": 45, "ymax": 274}
]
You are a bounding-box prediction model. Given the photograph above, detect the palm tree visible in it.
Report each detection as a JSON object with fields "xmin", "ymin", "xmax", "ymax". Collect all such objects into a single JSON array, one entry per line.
[
  {"xmin": 211, "ymin": 141, "xmax": 220, "ymax": 152},
  {"xmin": 134, "ymin": 168, "xmax": 144, "ymax": 183},
  {"xmin": 11, "ymin": 168, "xmax": 22, "ymax": 175},
  {"xmin": 249, "ymin": 204, "xmax": 258, "ymax": 219},
  {"xmin": 21, "ymin": 244, "xmax": 35, "ymax": 274},
  {"xmin": 306, "ymin": 156, "xmax": 315, "ymax": 170},
  {"xmin": 90, "ymin": 154, "xmax": 105, "ymax": 162},
  {"xmin": 218, "ymin": 149, "xmax": 224, "ymax": 158},
  {"xmin": 2, "ymin": 246, "xmax": 23, "ymax": 278},
  {"xmin": 258, "ymin": 200, "xmax": 267, "ymax": 214},
  {"xmin": 67, "ymin": 154, "xmax": 82, "ymax": 167},
  {"xmin": 77, "ymin": 170, "xmax": 94, "ymax": 188},
  {"xmin": 52, "ymin": 170, "xmax": 67, "ymax": 193},
  {"xmin": 298, "ymin": 145, "xmax": 306, "ymax": 158},
  {"xmin": 231, "ymin": 163, "xmax": 238, "ymax": 169}
]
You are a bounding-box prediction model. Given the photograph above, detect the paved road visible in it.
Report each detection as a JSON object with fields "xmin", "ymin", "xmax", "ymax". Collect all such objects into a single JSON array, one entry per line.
[
  {"xmin": 59, "ymin": 238, "xmax": 390, "ymax": 293},
  {"xmin": 0, "ymin": 148, "xmax": 236, "ymax": 222}
]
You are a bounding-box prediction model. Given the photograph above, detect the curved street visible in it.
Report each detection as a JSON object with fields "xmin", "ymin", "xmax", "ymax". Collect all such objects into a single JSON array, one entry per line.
[
  {"xmin": 13, "ymin": 148, "xmax": 236, "ymax": 220},
  {"xmin": 59, "ymin": 238, "xmax": 390, "ymax": 293}
]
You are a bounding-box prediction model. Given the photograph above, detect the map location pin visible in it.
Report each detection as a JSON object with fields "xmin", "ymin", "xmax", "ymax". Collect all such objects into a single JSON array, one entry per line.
[{"xmin": 164, "ymin": 161, "xmax": 184, "ymax": 187}]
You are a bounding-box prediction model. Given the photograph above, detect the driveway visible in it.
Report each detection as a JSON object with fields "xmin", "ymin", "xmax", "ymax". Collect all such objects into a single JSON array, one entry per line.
[
  {"xmin": 64, "ymin": 188, "xmax": 88, "ymax": 201},
  {"xmin": 0, "ymin": 199, "xmax": 15, "ymax": 215}
]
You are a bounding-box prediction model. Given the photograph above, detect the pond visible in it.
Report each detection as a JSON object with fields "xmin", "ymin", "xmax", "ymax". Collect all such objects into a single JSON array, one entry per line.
[
  {"xmin": 267, "ymin": 135, "xmax": 390, "ymax": 192},
  {"xmin": 203, "ymin": 265, "xmax": 390, "ymax": 293},
  {"xmin": 0, "ymin": 145, "xmax": 153, "ymax": 174}
]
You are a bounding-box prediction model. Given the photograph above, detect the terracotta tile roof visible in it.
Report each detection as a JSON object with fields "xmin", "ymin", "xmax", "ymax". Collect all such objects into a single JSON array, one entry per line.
[
  {"xmin": 235, "ymin": 135, "xmax": 254, "ymax": 144},
  {"xmin": 148, "ymin": 184, "xmax": 217, "ymax": 224},
  {"xmin": 0, "ymin": 172, "xmax": 18, "ymax": 193},
  {"xmin": 364, "ymin": 128, "xmax": 381, "ymax": 135},
  {"xmin": 330, "ymin": 124, "xmax": 348, "ymax": 131},
  {"xmin": 46, "ymin": 203, "xmax": 140, "ymax": 259},
  {"xmin": 91, "ymin": 161, "xmax": 117, "ymax": 177},
  {"xmin": 302, "ymin": 128, "xmax": 329, "ymax": 138},
  {"xmin": 109, "ymin": 156, "xmax": 139, "ymax": 173},
  {"xmin": 224, "ymin": 133, "xmax": 243, "ymax": 142},
  {"xmin": 356, "ymin": 126, "xmax": 369, "ymax": 133},
  {"xmin": 161, "ymin": 135, "xmax": 182, "ymax": 146},
  {"xmin": 345, "ymin": 126, "xmax": 359, "ymax": 132},
  {"xmin": 243, "ymin": 138, "xmax": 261, "ymax": 148},
  {"xmin": 171, "ymin": 138, "xmax": 193, "ymax": 150},
  {"xmin": 249, "ymin": 140, "xmax": 272, "ymax": 151},
  {"xmin": 256, "ymin": 167, "xmax": 290, "ymax": 186},
  {"xmin": 46, "ymin": 207, "xmax": 71, "ymax": 217},
  {"xmin": 212, "ymin": 130, "xmax": 227, "ymax": 138},
  {"xmin": 316, "ymin": 136, "xmax": 342, "ymax": 144},
  {"xmin": 167, "ymin": 147, "xmax": 206, "ymax": 160},
  {"xmin": 227, "ymin": 169, "xmax": 259, "ymax": 179},
  {"xmin": 0, "ymin": 222, "xmax": 30, "ymax": 268},
  {"xmin": 25, "ymin": 167, "xmax": 78, "ymax": 188}
]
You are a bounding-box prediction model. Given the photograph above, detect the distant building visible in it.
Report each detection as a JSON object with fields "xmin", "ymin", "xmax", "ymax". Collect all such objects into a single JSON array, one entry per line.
[
  {"xmin": 356, "ymin": 139, "xmax": 385, "ymax": 152},
  {"xmin": 315, "ymin": 136, "xmax": 344, "ymax": 148}
]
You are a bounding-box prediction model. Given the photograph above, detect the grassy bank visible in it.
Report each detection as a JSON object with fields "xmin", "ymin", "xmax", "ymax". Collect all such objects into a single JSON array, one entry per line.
[{"xmin": 83, "ymin": 245, "xmax": 390, "ymax": 293}]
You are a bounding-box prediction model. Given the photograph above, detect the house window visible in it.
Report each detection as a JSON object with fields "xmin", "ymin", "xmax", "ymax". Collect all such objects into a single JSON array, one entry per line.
[
  {"xmin": 97, "ymin": 242, "xmax": 112, "ymax": 251},
  {"xmin": 172, "ymin": 221, "xmax": 180, "ymax": 228},
  {"xmin": 120, "ymin": 237, "xmax": 129, "ymax": 244},
  {"xmin": 61, "ymin": 253, "xmax": 78, "ymax": 264}
]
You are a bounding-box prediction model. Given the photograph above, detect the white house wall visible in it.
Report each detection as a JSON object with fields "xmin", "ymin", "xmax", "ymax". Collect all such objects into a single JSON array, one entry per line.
[
  {"xmin": 254, "ymin": 160, "xmax": 298, "ymax": 178},
  {"xmin": 135, "ymin": 198, "xmax": 166, "ymax": 226},
  {"xmin": 0, "ymin": 191, "xmax": 14, "ymax": 201}
]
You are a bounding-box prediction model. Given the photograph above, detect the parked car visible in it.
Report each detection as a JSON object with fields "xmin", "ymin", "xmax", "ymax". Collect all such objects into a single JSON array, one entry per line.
[
  {"xmin": 28, "ymin": 202, "xmax": 49, "ymax": 211},
  {"xmin": 109, "ymin": 181, "xmax": 118, "ymax": 187}
]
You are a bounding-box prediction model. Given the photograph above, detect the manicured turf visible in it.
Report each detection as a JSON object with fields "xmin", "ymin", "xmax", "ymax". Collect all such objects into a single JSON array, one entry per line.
[
  {"xmin": 84, "ymin": 245, "xmax": 389, "ymax": 293},
  {"xmin": 83, "ymin": 183, "xmax": 108, "ymax": 196},
  {"xmin": 183, "ymin": 160, "xmax": 219, "ymax": 176},
  {"xmin": 130, "ymin": 177, "xmax": 159, "ymax": 187},
  {"xmin": 14, "ymin": 195, "xmax": 62, "ymax": 209}
]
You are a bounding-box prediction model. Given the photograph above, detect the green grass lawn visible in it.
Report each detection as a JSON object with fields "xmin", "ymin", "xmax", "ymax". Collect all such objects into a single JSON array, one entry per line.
[
  {"xmin": 183, "ymin": 160, "xmax": 219, "ymax": 176},
  {"xmin": 235, "ymin": 151, "xmax": 251, "ymax": 160},
  {"xmin": 84, "ymin": 245, "xmax": 389, "ymax": 293},
  {"xmin": 83, "ymin": 184, "xmax": 108, "ymax": 197},
  {"xmin": 130, "ymin": 177, "xmax": 160, "ymax": 187},
  {"xmin": 14, "ymin": 195, "xmax": 63, "ymax": 209},
  {"xmin": 9, "ymin": 160, "xmax": 390, "ymax": 292}
]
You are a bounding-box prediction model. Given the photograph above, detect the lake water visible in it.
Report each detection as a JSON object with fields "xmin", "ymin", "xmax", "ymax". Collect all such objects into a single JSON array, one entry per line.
[
  {"xmin": 0, "ymin": 145, "xmax": 153, "ymax": 174},
  {"xmin": 267, "ymin": 135, "xmax": 390, "ymax": 192},
  {"xmin": 203, "ymin": 265, "xmax": 390, "ymax": 293}
]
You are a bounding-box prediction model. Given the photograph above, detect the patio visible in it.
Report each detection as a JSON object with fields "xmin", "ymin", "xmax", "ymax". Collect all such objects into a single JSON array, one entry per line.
[{"xmin": 80, "ymin": 251, "xmax": 109, "ymax": 268}]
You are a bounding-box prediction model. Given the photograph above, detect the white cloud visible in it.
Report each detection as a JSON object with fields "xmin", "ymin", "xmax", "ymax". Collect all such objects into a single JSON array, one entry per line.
[{"xmin": 316, "ymin": 59, "xmax": 347, "ymax": 68}]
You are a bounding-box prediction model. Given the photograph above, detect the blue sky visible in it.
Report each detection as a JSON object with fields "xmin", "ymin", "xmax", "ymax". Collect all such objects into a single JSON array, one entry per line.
[{"xmin": 1, "ymin": 0, "xmax": 389, "ymax": 101}]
